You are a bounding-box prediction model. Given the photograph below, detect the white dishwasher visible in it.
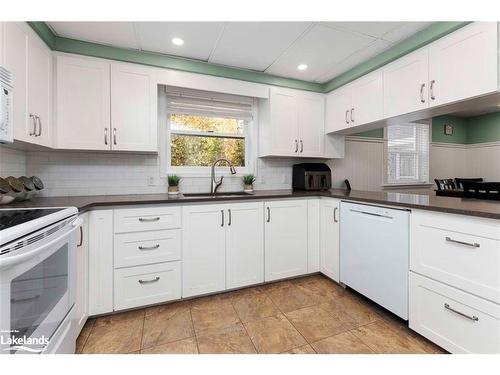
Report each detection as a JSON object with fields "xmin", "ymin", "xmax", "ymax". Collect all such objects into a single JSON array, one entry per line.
[{"xmin": 340, "ymin": 201, "xmax": 410, "ymax": 319}]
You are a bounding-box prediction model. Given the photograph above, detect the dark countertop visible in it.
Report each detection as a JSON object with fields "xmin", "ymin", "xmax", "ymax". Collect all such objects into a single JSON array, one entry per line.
[{"xmin": 3, "ymin": 189, "xmax": 500, "ymax": 220}]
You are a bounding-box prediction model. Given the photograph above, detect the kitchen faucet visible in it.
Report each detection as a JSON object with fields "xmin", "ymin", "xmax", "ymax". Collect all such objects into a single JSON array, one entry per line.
[{"xmin": 211, "ymin": 158, "xmax": 236, "ymax": 195}]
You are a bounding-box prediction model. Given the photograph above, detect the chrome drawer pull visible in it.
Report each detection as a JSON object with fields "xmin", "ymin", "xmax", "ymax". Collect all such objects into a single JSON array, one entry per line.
[
  {"xmin": 444, "ymin": 303, "xmax": 479, "ymax": 322},
  {"xmin": 445, "ymin": 237, "xmax": 480, "ymax": 248},
  {"xmin": 138, "ymin": 244, "xmax": 160, "ymax": 251},
  {"xmin": 138, "ymin": 217, "xmax": 160, "ymax": 222},
  {"xmin": 138, "ymin": 277, "xmax": 160, "ymax": 284}
]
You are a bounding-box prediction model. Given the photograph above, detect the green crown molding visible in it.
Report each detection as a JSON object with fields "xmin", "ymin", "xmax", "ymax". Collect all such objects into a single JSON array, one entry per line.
[
  {"xmin": 28, "ymin": 21, "xmax": 470, "ymax": 94},
  {"xmin": 322, "ymin": 21, "xmax": 471, "ymax": 93}
]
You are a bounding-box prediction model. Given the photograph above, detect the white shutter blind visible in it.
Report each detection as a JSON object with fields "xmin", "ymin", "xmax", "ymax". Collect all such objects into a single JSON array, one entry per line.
[
  {"xmin": 166, "ymin": 86, "xmax": 253, "ymax": 120},
  {"xmin": 386, "ymin": 123, "xmax": 429, "ymax": 184}
]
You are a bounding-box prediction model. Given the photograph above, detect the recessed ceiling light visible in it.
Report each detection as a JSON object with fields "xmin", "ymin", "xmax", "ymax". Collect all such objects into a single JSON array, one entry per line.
[
  {"xmin": 297, "ymin": 64, "xmax": 308, "ymax": 71},
  {"xmin": 172, "ymin": 37, "xmax": 184, "ymax": 46}
]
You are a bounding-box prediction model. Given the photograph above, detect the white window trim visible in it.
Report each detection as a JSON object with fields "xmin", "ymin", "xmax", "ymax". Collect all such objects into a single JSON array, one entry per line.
[
  {"xmin": 382, "ymin": 121, "xmax": 431, "ymax": 188},
  {"xmin": 159, "ymin": 89, "xmax": 258, "ymax": 178}
]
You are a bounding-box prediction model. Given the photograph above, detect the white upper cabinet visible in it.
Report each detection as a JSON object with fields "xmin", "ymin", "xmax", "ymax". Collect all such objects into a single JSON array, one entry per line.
[
  {"xmin": 325, "ymin": 85, "xmax": 351, "ymax": 133},
  {"xmin": 26, "ymin": 31, "xmax": 52, "ymax": 147},
  {"xmin": 264, "ymin": 200, "xmax": 308, "ymax": 281},
  {"xmin": 298, "ymin": 93, "xmax": 325, "ymax": 157},
  {"xmin": 111, "ymin": 63, "xmax": 158, "ymax": 152},
  {"xmin": 428, "ymin": 22, "xmax": 498, "ymax": 107},
  {"xmin": 259, "ymin": 87, "xmax": 331, "ymax": 158},
  {"xmin": 383, "ymin": 48, "xmax": 429, "ymax": 118},
  {"xmin": 350, "ymin": 70, "xmax": 384, "ymax": 126},
  {"xmin": 225, "ymin": 202, "xmax": 264, "ymax": 290},
  {"xmin": 3, "ymin": 23, "xmax": 29, "ymax": 143},
  {"xmin": 3, "ymin": 22, "xmax": 52, "ymax": 147},
  {"xmin": 55, "ymin": 56, "xmax": 111, "ymax": 150}
]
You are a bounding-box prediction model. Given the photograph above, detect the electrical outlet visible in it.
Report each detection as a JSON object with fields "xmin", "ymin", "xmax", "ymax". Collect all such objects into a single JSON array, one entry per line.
[{"xmin": 147, "ymin": 175, "xmax": 157, "ymax": 186}]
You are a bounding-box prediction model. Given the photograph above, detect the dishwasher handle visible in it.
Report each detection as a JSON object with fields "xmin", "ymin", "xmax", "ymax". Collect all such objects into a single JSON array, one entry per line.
[{"xmin": 349, "ymin": 208, "xmax": 393, "ymax": 220}]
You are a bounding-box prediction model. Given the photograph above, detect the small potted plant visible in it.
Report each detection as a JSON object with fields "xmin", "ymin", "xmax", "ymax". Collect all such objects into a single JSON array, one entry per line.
[
  {"xmin": 167, "ymin": 175, "xmax": 181, "ymax": 195},
  {"xmin": 242, "ymin": 174, "xmax": 256, "ymax": 192}
]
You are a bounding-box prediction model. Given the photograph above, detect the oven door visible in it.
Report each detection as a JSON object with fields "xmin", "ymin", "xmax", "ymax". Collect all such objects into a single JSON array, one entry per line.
[{"xmin": 0, "ymin": 216, "xmax": 81, "ymax": 354}]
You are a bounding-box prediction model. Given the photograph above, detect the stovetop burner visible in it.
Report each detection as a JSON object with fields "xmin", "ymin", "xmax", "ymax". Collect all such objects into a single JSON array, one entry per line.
[{"xmin": 0, "ymin": 209, "xmax": 64, "ymax": 231}]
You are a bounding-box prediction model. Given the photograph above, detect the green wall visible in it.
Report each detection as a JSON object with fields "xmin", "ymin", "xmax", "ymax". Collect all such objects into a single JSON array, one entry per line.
[{"xmin": 432, "ymin": 112, "xmax": 500, "ymax": 144}]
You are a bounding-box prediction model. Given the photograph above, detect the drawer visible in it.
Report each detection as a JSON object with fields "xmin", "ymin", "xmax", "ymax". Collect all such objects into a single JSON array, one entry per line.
[
  {"xmin": 410, "ymin": 209, "xmax": 500, "ymax": 303},
  {"xmin": 114, "ymin": 262, "xmax": 181, "ymax": 311},
  {"xmin": 114, "ymin": 229, "xmax": 181, "ymax": 268},
  {"xmin": 114, "ymin": 206, "xmax": 181, "ymax": 234},
  {"xmin": 409, "ymin": 272, "xmax": 500, "ymax": 354}
]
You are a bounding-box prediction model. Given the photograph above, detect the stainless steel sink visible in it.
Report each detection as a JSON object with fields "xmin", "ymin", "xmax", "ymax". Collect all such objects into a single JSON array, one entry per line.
[{"xmin": 182, "ymin": 191, "xmax": 254, "ymax": 198}]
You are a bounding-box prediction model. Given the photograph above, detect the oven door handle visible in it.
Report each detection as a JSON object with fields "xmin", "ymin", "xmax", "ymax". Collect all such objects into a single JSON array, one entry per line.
[{"xmin": 0, "ymin": 218, "xmax": 82, "ymax": 270}]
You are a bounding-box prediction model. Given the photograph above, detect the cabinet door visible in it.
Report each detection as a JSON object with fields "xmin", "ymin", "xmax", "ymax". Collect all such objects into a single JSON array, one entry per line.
[
  {"xmin": 226, "ymin": 202, "xmax": 264, "ymax": 289},
  {"xmin": 88, "ymin": 210, "xmax": 113, "ymax": 316},
  {"xmin": 182, "ymin": 204, "xmax": 226, "ymax": 298},
  {"xmin": 74, "ymin": 213, "xmax": 89, "ymax": 336},
  {"xmin": 298, "ymin": 93, "xmax": 325, "ymax": 157},
  {"xmin": 383, "ymin": 49, "xmax": 429, "ymax": 118},
  {"xmin": 325, "ymin": 85, "xmax": 351, "ymax": 133},
  {"xmin": 351, "ymin": 70, "xmax": 383, "ymax": 126},
  {"xmin": 56, "ymin": 56, "xmax": 111, "ymax": 150},
  {"xmin": 269, "ymin": 88, "xmax": 298, "ymax": 156},
  {"xmin": 264, "ymin": 200, "xmax": 308, "ymax": 281},
  {"xmin": 111, "ymin": 64, "xmax": 157, "ymax": 152},
  {"xmin": 307, "ymin": 199, "xmax": 320, "ymax": 273},
  {"xmin": 320, "ymin": 199, "xmax": 340, "ymax": 282},
  {"xmin": 27, "ymin": 33, "xmax": 52, "ymax": 147},
  {"xmin": 3, "ymin": 22, "xmax": 29, "ymax": 142},
  {"xmin": 429, "ymin": 22, "xmax": 498, "ymax": 107}
]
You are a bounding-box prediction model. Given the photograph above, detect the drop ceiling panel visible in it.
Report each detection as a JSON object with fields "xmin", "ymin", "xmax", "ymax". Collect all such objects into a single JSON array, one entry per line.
[
  {"xmin": 265, "ymin": 23, "xmax": 376, "ymax": 81},
  {"xmin": 322, "ymin": 22, "xmax": 404, "ymax": 38},
  {"xmin": 381, "ymin": 22, "xmax": 432, "ymax": 43},
  {"xmin": 49, "ymin": 22, "xmax": 139, "ymax": 49},
  {"xmin": 136, "ymin": 22, "xmax": 226, "ymax": 60},
  {"xmin": 209, "ymin": 22, "xmax": 312, "ymax": 71},
  {"xmin": 315, "ymin": 39, "xmax": 392, "ymax": 82}
]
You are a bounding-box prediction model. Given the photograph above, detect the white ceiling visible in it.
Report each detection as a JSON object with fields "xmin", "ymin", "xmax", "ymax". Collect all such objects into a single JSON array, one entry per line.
[{"xmin": 48, "ymin": 21, "xmax": 432, "ymax": 83}]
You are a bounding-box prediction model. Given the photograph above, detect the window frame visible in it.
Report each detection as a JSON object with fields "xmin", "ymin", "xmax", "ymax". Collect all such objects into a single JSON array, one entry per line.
[
  {"xmin": 383, "ymin": 121, "xmax": 431, "ymax": 187},
  {"xmin": 159, "ymin": 89, "xmax": 257, "ymax": 177}
]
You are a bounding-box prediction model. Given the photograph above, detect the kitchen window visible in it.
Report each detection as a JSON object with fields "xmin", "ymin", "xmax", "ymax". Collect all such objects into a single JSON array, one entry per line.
[
  {"xmin": 164, "ymin": 86, "xmax": 255, "ymax": 175},
  {"xmin": 385, "ymin": 122, "xmax": 430, "ymax": 185}
]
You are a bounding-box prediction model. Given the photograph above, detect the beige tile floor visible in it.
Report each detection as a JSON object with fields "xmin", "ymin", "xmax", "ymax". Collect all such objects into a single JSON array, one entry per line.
[{"xmin": 76, "ymin": 274, "xmax": 447, "ymax": 354}]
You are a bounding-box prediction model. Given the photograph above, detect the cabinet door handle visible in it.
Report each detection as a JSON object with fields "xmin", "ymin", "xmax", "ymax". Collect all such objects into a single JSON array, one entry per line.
[
  {"xmin": 138, "ymin": 277, "xmax": 160, "ymax": 284},
  {"xmin": 138, "ymin": 217, "xmax": 160, "ymax": 222},
  {"xmin": 266, "ymin": 207, "xmax": 270, "ymax": 223},
  {"xmin": 333, "ymin": 207, "xmax": 338, "ymax": 223},
  {"xmin": 77, "ymin": 226, "xmax": 83, "ymax": 247},
  {"xmin": 430, "ymin": 79, "xmax": 436, "ymax": 100},
  {"xmin": 444, "ymin": 303, "xmax": 479, "ymax": 322},
  {"xmin": 300, "ymin": 140, "xmax": 303, "ymax": 153},
  {"xmin": 294, "ymin": 139, "xmax": 298, "ymax": 152},
  {"xmin": 104, "ymin": 128, "xmax": 108, "ymax": 145},
  {"xmin": 420, "ymin": 83, "xmax": 426, "ymax": 103},
  {"xmin": 138, "ymin": 244, "xmax": 160, "ymax": 250},
  {"xmin": 228, "ymin": 209, "xmax": 232, "ymax": 226},
  {"xmin": 113, "ymin": 128, "xmax": 117, "ymax": 145},
  {"xmin": 221, "ymin": 210, "xmax": 224, "ymax": 227},
  {"xmin": 350, "ymin": 108, "xmax": 354, "ymax": 123},
  {"xmin": 445, "ymin": 236, "xmax": 480, "ymax": 248},
  {"xmin": 345, "ymin": 109, "xmax": 349, "ymax": 124},
  {"xmin": 29, "ymin": 114, "xmax": 37, "ymax": 136},
  {"xmin": 36, "ymin": 116, "xmax": 42, "ymax": 137}
]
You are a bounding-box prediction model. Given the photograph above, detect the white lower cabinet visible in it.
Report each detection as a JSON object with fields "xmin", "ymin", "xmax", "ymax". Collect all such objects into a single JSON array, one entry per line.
[
  {"xmin": 225, "ymin": 202, "xmax": 264, "ymax": 290},
  {"xmin": 264, "ymin": 200, "xmax": 308, "ymax": 281},
  {"xmin": 410, "ymin": 272, "xmax": 500, "ymax": 354},
  {"xmin": 114, "ymin": 262, "xmax": 181, "ymax": 311},
  {"xmin": 319, "ymin": 198, "xmax": 340, "ymax": 282},
  {"xmin": 88, "ymin": 210, "xmax": 114, "ymax": 316},
  {"xmin": 182, "ymin": 204, "xmax": 226, "ymax": 298},
  {"xmin": 74, "ymin": 213, "xmax": 89, "ymax": 336},
  {"xmin": 307, "ymin": 199, "xmax": 320, "ymax": 273}
]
